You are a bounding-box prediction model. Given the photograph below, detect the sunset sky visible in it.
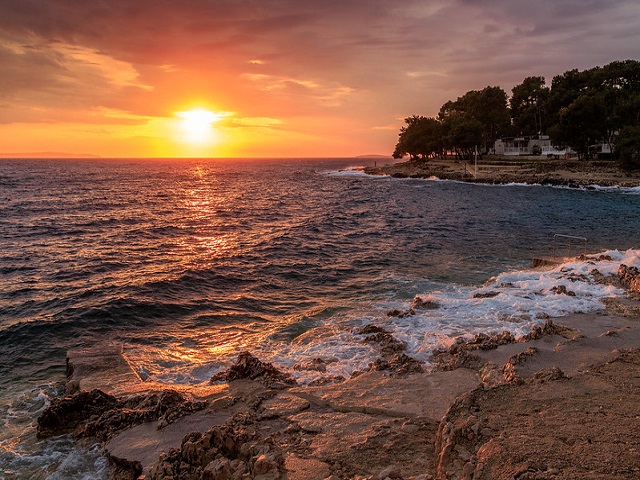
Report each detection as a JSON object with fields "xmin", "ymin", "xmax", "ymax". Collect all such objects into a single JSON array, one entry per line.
[{"xmin": 1, "ymin": 1, "xmax": 640, "ymax": 158}]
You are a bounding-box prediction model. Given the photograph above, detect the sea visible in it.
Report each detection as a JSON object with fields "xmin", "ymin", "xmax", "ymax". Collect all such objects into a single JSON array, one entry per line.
[{"xmin": 1, "ymin": 157, "xmax": 639, "ymax": 479}]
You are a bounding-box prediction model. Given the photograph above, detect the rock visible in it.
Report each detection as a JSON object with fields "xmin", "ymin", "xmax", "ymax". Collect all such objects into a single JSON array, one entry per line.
[
  {"xmin": 368, "ymin": 353, "xmax": 424, "ymax": 375},
  {"xmin": 411, "ymin": 296, "xmax": 439, "ymax": 310},
  {"xmin": 358, "ymin": 327, "xmax": 406, "ymax": 358},
  {"xmin": 37, "ymin": 388, "xmax": 206, "ymax": 441},
  {"xmin": 376, "ymin": 465, "xmax": 402, "ymax": 479},
  {"xmin": 531, "ymin": 367, "xmax": 567, "ymax": 383},
  {"xmin": 212, "ymin": 352, "xmax": 296, "ymax": 389},
  {"xmin": 479, "ymin": 362, "xmax": 504, "ymax": 388},
  {"xmin": 293, "ymin": 358, "xmax": 335, "ymax": 373},
  {"xmin": 618, "ymin": 264, "xmax": 640, "ymax": 293},
  {"xmin": 503, "ymin": 347, "xmax": 538, "ymax": 385},
  {"xmin": 36, "ymin": 389, "xmax": 118, "ymax": 438},
  {"xmin": 78, "ymin": 389, "xmax": 207, "ymax": 441},
  {"xmin": 472, "ymin": 291, "xmax": 500, "ymax": 299},
  {"xmin": 552, "ymin": 285, "xmax": 576, "ymax": 296},
  {"xmin": 149, "ymin": 424, "xmax": 285, "ymax": 480},
  {"xmin": 521, "ymin": 320, "xmax": 572, "ymax": 342},
  {"xmin": 357, "ymin": 325, "xmax": 390, "ymax": 335}
]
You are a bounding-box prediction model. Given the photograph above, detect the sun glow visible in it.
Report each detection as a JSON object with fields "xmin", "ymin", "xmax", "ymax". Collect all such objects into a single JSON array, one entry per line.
[{"xmin": 176, "ymin": 108, "xmax": 223, "ymax": 144}]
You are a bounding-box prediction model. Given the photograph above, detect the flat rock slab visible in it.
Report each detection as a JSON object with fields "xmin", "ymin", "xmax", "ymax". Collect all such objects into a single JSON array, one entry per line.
[
  {"xmin": 437, "ymin": 348, "xmax": 640, "ymax": 479},
  {"xmin": 284, "ymin": 454, "xmax": 331, "ymax": 480},
  {"xmin": 106, "ymin": 410, "xmax": 229, "ymax": 473},
  {"xmin": 67, "ymin": 343, "xmax": 140, "ymax": 392},
  {"xmin": 298, "ymin": 369, "xmax": 479, "ymax": 421}
]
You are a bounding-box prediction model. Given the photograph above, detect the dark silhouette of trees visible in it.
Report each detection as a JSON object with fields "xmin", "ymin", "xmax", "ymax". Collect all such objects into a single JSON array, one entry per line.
[
  {"xmin": 392, "ymin": 60, "xmax": 640, "ymax": 167},
  {"xmin": 392, "ymin": 115, "xmax": 442, "ymax": 161},
  {"xmin": 510, "ymin": 76, "xmax": 550, "ymax": 136}
]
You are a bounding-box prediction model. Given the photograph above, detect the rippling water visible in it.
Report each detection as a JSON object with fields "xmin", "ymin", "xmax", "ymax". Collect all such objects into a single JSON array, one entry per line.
[{"xmin": 1, "ymin": 158, "xmax": 639, "ymax": 478}]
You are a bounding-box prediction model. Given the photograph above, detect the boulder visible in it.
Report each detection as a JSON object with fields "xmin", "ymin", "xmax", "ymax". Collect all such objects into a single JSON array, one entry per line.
[{"xmin": 211, "ymin": 352, "xmax": 296, "ymax": 389}]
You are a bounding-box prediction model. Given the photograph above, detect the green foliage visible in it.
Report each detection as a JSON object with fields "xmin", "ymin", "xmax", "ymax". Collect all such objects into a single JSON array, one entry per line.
[
  {"xmin": 616, "ymin": 126, "xmax": 640, "ymax": 170},
  {"xmin": 438, "ymin": 86, "xmax": 511, "ymax": 153},
  {"xmin": 394, "ymin": 59, "xmax": 640, "ymax": 162},
  {"xmin": 546, "ymin": 60, "xmax": 640, "ymax": 158},
  {"xmin": 392, "ymin": 115, "xmax": 442, "ymax": 161},
  {"xmin": 441, "ymin": 112, "xmax": 483, "ymax": 159},
  {"xmin": 510, "ymin": 76, "xmax": 550, "ymax": 135}
]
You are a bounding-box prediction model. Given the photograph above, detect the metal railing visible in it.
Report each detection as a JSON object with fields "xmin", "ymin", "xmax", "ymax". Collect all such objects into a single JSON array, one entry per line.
[{"xmin": 553, "ymin": 234, "xmax": 587, "ymax": 259}]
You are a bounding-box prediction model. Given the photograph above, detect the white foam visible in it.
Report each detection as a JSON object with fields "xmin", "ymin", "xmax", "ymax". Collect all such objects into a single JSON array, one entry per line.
[{"xmin": 119, "ymin": 249, "xmax": 639, "ymax": 386}]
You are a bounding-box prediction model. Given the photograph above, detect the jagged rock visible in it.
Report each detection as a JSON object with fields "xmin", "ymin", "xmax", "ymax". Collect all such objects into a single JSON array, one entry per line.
[
  {"xmin": 78, "ymin": 389, "xmax": 207, "ymax": 441},
  {"xmin": 149, "ymin": 424, "xmax": 285, "ymax": 480},
  {"xmin": 107, "ymin": 454, "xmax": 143, "ymax": 480},
  {"xmin": 36, "ymin": 389, "xmax": 118, "ymax": 438},
  {"xmin": 411, "ymin": 296, "xmax": 439, "ymax": 310},
  {"xmin": 37, "ymin": 388, "xmax": 206, "ymax": 441},
  {"xmin": 472, "ymin": 291, "xmax": 500, "ymax": 299},
  {"xmin": 435, "ymin": 349, "xmax": 484, "ymax": 372},
  {"xmin": 521, "ymin": 319, "xmax": 572, "ymax": 341},
  {"xmin": 211, "ymin": 352, "xmax": 296, "ymax": 389},
  {"xmin": 376, "ymin": 465, "xmax": 402, "ymax": 479},
  {"xmin": 387, "ymin": 308, "xmax": 415, "ymax": 318},
  {"xmin": 307, "ymin": 375, "xmax": 346, "ymax": 387},
  {"xmin": 292, "ymin": 357, "xmax": 335, "ymax": 373},
  {"xmin": 368, "ymin": 353, "xmax": 424, "ymax": 375},
  {"xmin": 503, "ymin": 347, "xmax": 538, "ymax": 385},
  {"xmin": 552, "ymin": 284, "xmax": 575, "ymax": 296},
  {"xmin": 618, "ymin": 264, "xmax": 640, "ymax": 293},
  {"xmin": 479, "ymin": 362, "xmax": 504, "ymax": 388},
  {"xmin": 363, "ymin": 331, "xmax": 406, "ymax": 357},
  {"xmin": 357, "ymin": 325, "xmax": 389, "ymax": 335},
  {"xmin": 531, "ymin": 367, "xmax": 567, "ymax": 383}
]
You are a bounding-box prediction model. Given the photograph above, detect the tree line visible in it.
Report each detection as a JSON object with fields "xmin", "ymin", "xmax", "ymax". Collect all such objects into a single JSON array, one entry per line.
[{"xmin": 393, "ymin": 60, "xmax": 640, "ymax": 168}]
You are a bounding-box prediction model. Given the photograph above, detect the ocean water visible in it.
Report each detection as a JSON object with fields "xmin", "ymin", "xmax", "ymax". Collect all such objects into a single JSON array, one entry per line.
[{"xmin": 1, "ymin": 157, "xmax": 639, "ymax": 478}]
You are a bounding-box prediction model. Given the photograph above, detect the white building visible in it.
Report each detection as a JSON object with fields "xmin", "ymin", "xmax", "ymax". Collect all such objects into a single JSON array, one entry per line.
[{"xmin": 494, "ymin": 135, "xmax": 570, "ymax": 157}]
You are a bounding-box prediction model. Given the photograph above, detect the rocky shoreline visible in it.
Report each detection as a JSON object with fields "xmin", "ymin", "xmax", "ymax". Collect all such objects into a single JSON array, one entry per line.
[
  {"xmin": 37, "ymin": 260, "xmax": 640, "ymax": 479},
  {"xmin": 364, "ymin": 157, "xmax": 640, "ymax": 188}
]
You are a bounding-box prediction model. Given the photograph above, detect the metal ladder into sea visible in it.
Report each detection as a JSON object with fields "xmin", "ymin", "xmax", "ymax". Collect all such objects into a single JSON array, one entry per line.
[{"xmin": 532, "ymin": 234, "xmax": 588, "ymax": 268}]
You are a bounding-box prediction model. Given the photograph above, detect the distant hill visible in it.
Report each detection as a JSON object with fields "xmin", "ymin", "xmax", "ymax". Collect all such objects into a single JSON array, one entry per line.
[{"xmin": 0, "ymin": 152, "xmax": 101, "ymax": 159}]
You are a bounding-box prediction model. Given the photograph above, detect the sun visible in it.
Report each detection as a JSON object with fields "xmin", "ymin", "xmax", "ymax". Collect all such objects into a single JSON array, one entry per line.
[{"xmin": 176, "ymin": 108, "xmax": 222, "ymax": 144}]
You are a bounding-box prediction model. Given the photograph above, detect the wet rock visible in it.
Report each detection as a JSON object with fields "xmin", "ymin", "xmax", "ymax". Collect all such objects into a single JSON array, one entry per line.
[
  {"xmin": 292, "ymin": 357, "xmax": 335, "ymax": 373},
  {"xmin": 363, "ymin": 331, "xmax": 406, "ymax": 357},
  {"xmin": 552, "ymin": 284, "xmax": 576, "ymax": 296},
  {"xmin": 387, "ymin": 308, "xmax": 414, "ymax": 318},
  {"xmin": 37, "ymin": 388, "xmax": 206, "ymax": 441},
  {"xmin": 410, "ymin": 296, "xmax": 439, "ymax": 310},
  {"xmin": 618, "ymin": 264, "xmax": 640, "ymax": 294},
  {"xmin": 79, "ymin": 389, "xmax": 207, "ymax": 441},
  {"xmin": 307, "ymin": 375, "xmax": 346, "ymax": 387},
  {"xmin": 37, "ymin": 389, "xmax": 118, "ymax": 438},
  {"xmin": 472, "ymin": 291, "xmax": 500, "ymax": 299},
  {"xmin": 368, "ymin": 353, "xmax": 424, "ymax": 376},
  {"xmin": 212, "ymin": 352, "xmax": 296, "ymax": 389},
  {"xmin": 357, "ymin": 325, "xmax": 389, "ymax": 335}
]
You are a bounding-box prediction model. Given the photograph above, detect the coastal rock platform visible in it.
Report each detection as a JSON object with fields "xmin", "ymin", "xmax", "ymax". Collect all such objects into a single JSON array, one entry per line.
[
  {"xmin": 43, "ymin": 291, "xmax": 640, "ymax": 479},
  {"xmin": 364, "ymin": 157, "xmax": 640, "ymax": 188}
]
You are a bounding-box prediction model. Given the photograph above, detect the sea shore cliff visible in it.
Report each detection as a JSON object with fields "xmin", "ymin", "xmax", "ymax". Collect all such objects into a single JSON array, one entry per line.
[
  {"xmin": 364, "ymin": 157, "xmax": 640, "ymax": 188},
  {"xmin": 37, "ymin": 260, "xmax": 640, "ymax": 479}
]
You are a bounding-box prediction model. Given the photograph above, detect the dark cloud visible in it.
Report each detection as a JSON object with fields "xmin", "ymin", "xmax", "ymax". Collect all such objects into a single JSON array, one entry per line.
[{"xmin": 0, "ymin": 0, "xmax": 639, "ymax": 129}]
